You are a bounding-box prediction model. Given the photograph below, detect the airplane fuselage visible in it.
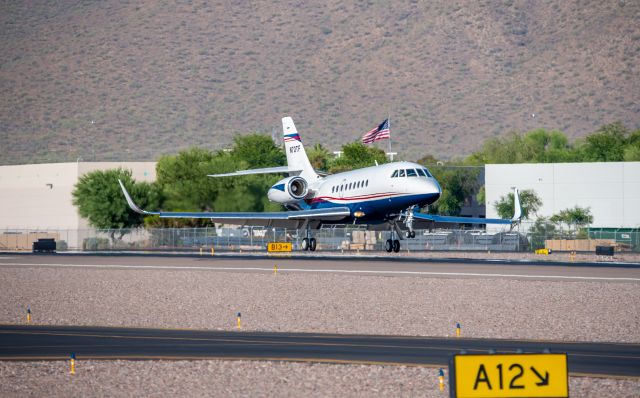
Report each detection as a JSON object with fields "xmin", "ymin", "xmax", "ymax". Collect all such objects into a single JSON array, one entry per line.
[{"xmin": 297, "ymin": 161, "xmax": 441, "ymax": 224}]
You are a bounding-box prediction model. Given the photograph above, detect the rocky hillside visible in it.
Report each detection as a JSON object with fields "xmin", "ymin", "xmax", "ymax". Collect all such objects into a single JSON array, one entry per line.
[{"xmin": 1, "ymin": 0, "xmax": 638, "ymax": 164}]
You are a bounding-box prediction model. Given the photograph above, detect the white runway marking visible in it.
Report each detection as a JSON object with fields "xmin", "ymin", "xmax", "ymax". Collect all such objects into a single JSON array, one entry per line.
[{"xmin": 1, "ymin": 262, "xmax": 639, "ymax": 282}]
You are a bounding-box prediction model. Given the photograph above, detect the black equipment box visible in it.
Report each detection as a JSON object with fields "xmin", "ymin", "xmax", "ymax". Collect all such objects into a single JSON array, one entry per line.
[
  {"xmin": 33, "ymin": 238, "xmax": 56, "ymax": 253},
  {"xmin": 595, "ymin": 245, "xmax": 614, "ymax": 256}
]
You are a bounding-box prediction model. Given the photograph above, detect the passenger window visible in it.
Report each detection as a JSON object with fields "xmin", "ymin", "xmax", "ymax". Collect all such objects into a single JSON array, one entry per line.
[
  {"xmin": 398, "ymin": 169, "xmax": 406, "ymax": 177},
  {"xmin": 406, "ymin": 169, "xmax": 418, "ymax": 177},
  {"xmin": 391, "ymin": 170, "xmax": 398, "ymax": 178},
  {"xmin": 416, "ymin": 168, "xmax": 426, "ymax": 177},
  {"xmin": 349, "ymin": 183, "xmax": 352, "ymax": 190},
  {"xmin": 423, "ymin": 168, "xmax": 432, "ymax": 178},
  {"xmin": 340, "ymin": 185, "xmax": 343, "ymax": 191},
  {"xmin": 366, "ymin": 180, "xmax": 369, "ymax": 187}
]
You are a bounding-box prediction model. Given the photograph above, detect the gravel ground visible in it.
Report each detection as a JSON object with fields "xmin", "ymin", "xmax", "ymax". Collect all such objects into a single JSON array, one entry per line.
[
  {"xmin": 1, "ymin": 361, "xmax": 639, "ymax": 398},
  {"xmin": 1, "ymin": 268, "xmax": 638, "ymax": 343},
  {"xmin": 1, "ymin": 265, "xmax": 639, "ymax": 397}
]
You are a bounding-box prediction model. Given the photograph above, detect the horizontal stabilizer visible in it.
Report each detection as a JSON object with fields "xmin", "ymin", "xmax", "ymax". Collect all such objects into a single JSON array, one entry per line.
[{"xmin": 208, "ymin": 166, "xmax": 297, "ymax": 178}]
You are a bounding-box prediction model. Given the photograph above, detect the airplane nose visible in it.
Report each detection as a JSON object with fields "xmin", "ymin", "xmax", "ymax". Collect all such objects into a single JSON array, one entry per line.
[{"xmin": 424, "ymin": 179, "xmax": 441, "ymax": 201}]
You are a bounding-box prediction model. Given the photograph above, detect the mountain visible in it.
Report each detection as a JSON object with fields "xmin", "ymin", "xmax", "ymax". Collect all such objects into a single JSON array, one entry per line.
[{"xmin": 1, "ymin": 0, "xmax": 638, "ymax": 165}]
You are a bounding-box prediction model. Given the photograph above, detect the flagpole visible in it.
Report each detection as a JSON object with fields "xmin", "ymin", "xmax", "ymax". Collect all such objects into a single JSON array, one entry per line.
[{"xmin": 388, "ymin": 114, "xmax": 391, "ymax": 158}]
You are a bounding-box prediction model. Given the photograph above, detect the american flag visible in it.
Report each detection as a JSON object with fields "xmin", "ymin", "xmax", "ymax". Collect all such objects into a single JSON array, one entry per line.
[{"xmin": 362, "ymin": 119, "xmax": 390, "ymax": 144}]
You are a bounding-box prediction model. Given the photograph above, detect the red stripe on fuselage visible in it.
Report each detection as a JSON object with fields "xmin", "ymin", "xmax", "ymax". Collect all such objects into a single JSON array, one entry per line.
[{"xmin": 309, "ymin": 192, "xmax": 402, "ymax": 204}]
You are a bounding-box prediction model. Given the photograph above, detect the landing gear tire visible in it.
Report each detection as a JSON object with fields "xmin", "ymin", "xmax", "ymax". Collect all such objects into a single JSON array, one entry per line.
[
  {"xmin": 393, "ymin": 239, "xmax": 400, "ymax": 253},
  {"xmin": 410, "ymin": 231, "xmax": 415, "ymax": 239},
  {"xmin": 309, "ymin": 238, "xmax": 317, "ymax": 252},
  {"xmin": 301, "ymin": 238, "xmax": 309, "ymax": 251},
  {"xmin": 385, "ymin": 239, "xmax": 393, "ymax": 253}
]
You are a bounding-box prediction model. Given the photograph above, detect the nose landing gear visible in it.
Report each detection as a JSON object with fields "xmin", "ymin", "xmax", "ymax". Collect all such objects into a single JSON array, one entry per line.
[{"xmin": 404, "ymin": 206, "xmax": 416, "ymax": 239}]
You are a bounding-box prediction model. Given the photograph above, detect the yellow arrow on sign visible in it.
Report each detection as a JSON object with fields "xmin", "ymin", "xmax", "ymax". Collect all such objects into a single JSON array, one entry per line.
[{"xmin": 450, "ymin": 353, "xmax": 568, "ymax": 398}]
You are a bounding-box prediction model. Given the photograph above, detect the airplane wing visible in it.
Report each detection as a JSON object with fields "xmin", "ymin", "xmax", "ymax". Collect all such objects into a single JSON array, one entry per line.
[
  {"xmin": 412, "ymin": 213, "xmax": 513, "ymax": 225},
  {"xmin": 208, "ymin": 166, "xmax": 296, "ymax": 178},
  {"xmin": 411, "ymin": 187, "xmax": 522, "ymax": 227},
  {"xmin": 118, "ymin": 180, "xmax": 350, "ymax": 228}
]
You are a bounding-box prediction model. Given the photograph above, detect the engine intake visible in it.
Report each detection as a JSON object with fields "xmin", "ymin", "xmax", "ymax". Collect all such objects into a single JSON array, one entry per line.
[
  {"xmin": 268, "ymin": 176, "xmax": 309, "ymax": 204},
  {"xmin": 287, "ymin": 176, "xmax": 307, "ymax": 199}
]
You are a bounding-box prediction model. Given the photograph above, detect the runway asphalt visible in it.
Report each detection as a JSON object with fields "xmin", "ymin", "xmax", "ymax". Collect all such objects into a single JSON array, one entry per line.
[
  {"xmin": 0, "ymin": 325, "xmax": 638, "ymax": 378},
  {"xmin": 1, "ymin": 253, "xmax": 639, "ymax": 282}
]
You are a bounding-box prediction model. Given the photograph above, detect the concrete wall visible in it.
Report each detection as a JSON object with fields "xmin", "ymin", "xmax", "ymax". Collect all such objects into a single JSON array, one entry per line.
[
  {"xmin": 485, "ymin": 162, "xmax": 640, "ymax": 228},
  {"xmin": 0, "ymin": 162, "xmax": 156, "ymax": 232}
]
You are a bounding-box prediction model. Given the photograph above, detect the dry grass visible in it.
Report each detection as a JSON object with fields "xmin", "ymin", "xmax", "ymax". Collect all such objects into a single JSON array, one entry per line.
[{"xmin": 0, "ymin": 0, "xmax": 638, "ymax": 164}]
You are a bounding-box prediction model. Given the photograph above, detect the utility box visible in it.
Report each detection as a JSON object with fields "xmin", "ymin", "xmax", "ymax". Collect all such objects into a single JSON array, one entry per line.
[
  {"xmin": 33, "ymin": 238, "xmax": 56, "ymax": 253},
  {"xmin": 595, "ymin": 245, "xmax": 614, "ymax": 256}
]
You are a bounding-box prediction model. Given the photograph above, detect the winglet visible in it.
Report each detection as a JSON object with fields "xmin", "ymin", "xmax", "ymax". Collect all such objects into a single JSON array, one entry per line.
[
  {"xmin": 118, "ymin": 179, "xmax": 159, "ymax": 215},
  {"xmin": 511, "ymin": 187, "xmax": 522, "ymax": 222}
]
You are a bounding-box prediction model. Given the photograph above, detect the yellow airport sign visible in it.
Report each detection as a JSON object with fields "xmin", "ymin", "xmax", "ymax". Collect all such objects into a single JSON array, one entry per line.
[
  {"xmin": 450, "ymin": 353, "xmax": 568, "ymax": 398},
  {"xmin": 267, "ymin": 242, "xmax": 292, "ymax": 252}
]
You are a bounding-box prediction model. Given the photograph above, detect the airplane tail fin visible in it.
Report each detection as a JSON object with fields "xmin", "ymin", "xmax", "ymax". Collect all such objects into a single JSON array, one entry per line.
[{"xmin": 282, "ymin": 117, "xmax": 318, "ymax": 181}]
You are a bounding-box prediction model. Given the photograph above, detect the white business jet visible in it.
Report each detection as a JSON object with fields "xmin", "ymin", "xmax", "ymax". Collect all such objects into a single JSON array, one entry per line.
[{"xmin": 119, "ymin": 117, "xmax": 521, "ymax": 253}]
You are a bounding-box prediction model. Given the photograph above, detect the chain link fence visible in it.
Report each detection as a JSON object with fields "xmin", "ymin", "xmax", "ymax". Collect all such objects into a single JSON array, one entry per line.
[
  {"xmin": 0, "ymin": 226, "xmax": 640, "ymax": 252},
  {"xmin": 3, "ymin": 225, "xmax": 637, "ymax": 253}
]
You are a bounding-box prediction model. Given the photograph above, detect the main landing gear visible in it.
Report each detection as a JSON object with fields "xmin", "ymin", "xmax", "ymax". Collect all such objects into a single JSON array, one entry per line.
[
  {"xmin": 301, "ymin": 237, "xmax": 317, "ymax": 251},
  {"xmin": 301, "ymin": 226, "xmax": 316, "ymax": 251},
  {"xmin": 385, "ymin": 238, "xmax": 400, "ymax": 253},
  {"xmin": 385, "ymin": 225, "xmax": 400, "ymax": 253}
]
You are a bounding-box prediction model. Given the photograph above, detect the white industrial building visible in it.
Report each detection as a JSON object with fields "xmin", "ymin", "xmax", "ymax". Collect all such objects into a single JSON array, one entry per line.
[
  {"xmin": 0, "ymin": 162, "xmax": 156, "ymax": 249},
  {"xmin": 485, "ymin": 162, "xmax": 640, "ymax": 229}
]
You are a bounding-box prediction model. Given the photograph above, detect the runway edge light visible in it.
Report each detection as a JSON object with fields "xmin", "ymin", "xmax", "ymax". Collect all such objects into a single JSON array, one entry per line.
[
  {"xmin": 70, "ymin": 352, "xmax": 76, "ymax": 375},
  {"xmin": 456, "ymin": 322, "xmax": 461, "ymax": 337},
  {"xmin": 26, "ymin": 305, "xmax": 31, "ymax": 324},
  {"xmin": 236, "ymin": 312, "xmax": 241, "ymax": 330},
  {"xmin": 439, "ymin": 368, "xmax": 445, "ymax": 392}
]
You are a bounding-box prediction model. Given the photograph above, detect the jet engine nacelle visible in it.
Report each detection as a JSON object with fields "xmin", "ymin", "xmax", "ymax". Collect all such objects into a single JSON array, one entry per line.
[{"xmin": 267, "ymin": 176, "xmax": 308, "ymax": 204}]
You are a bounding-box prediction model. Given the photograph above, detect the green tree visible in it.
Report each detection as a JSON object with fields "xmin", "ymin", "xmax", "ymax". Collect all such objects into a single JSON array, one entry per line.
[
  {"xmin": 493, "ymin": 189, "xmax": 541, "ymax": 220},
  {"xmin": 72, "ymin": 168, "xmax": 159, "ymax": 236},
  {"xmin": 550, "ymin": 206, "xmax": 593, "ymax": 233},
  {"xmin": 152, "ymin": 135, "xmax": 286, "ymax": 224},
  {"xmin": 623, "ymin": 129, "xmax": 640, "ymax": 161},
  {"xmin": 230, "ymin": 133, "xmax": 286, "ymax": 169},
  {"xmin": 416, "ymin": 154, "xmax": 441, "ymax": 166},
  {"xmin": 306, "ymin": 143, "xmax": 331, "ymax": 171},
  {"xmin": 465, "ymin": 129, "xmax": 578, "ymax": 165},
  {"xmin": 529, "ymin": 217, "xmax": 558, "ymax": 249},
  {"xmin": 329, "ymin": 142, "xmax": 387, "ymax": 173},
  {"xmin": 155, "ymin": 147, "xmax": 223, "ymax": 213},
  {"xmin": 578, "ymin": 122, "xmax": 628, "ymax": 161},
  {"xmin": 426, "ymin": 166, "xmax": 481, "ymax": 216}
]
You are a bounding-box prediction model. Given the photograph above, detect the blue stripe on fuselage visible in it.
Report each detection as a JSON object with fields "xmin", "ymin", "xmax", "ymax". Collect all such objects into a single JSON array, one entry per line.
[{"xmin": 297, "ymin": 192, "xmax": 440, "ymax": 224}]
